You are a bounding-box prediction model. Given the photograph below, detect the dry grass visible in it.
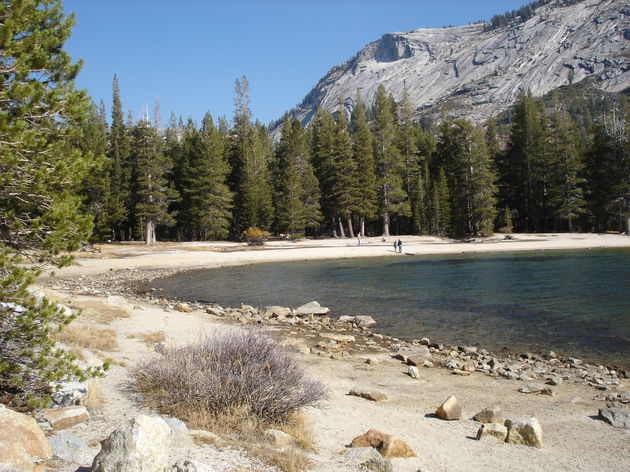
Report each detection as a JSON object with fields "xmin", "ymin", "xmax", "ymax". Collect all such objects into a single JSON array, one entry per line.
[
  {"xmin": 244, "ymin": 444, "xmax": 310, "ymax": 472},
  {"xmin": 81, "ymin": 380, "xmax": 106, "ymax": 411},
  {"xmin": 128, "ymin": 330, "xmax": 166, "ymax": 345},
  {"xmin": 278, "ymin": 412, "xmax": 314, "ymax": 450},
  {"xmin": 53, "ymin": 325, "xmax": 118, "ymax": 351},
  {"xmin": 73, "ymin": 300, "xmax": 131, "ymax": 324}
]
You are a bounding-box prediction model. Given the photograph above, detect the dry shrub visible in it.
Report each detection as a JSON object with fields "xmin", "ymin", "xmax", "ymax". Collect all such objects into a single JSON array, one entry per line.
[
  {"xmin": 133, "ymin": 329, "xmax": 325, "ymax": 430},
  {"xmin": 82, "ymin": 380, "xmax": 105, "ymax": 411},
  {"xmin": 53, "ymin": 325, "xmax": 118, "ymax": 351}
]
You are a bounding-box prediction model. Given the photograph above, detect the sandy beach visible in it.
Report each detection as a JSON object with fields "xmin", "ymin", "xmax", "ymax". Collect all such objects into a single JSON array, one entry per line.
[{"xmin": 35, "ymin": 233, "xmax": 630, "ymax": 472}]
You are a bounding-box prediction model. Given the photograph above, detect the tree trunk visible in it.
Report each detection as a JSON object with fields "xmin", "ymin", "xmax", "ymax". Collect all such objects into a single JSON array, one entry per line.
[
  {"xmin": 382, "ymin": 213, "xmax": 390, "ymax": 237},
  {"xmin": 346, "ymin": 216, "xmax": 355, "ymax": 238},
  {"xmin": 360, "ymin": 215, "xmax": 366, "ymax": 238},
  {"xmin": 146, "ymin": 218, "xmax": 156, "ymax": 245},
  {"xmin": 338, "ymin": 218, "xmax": 346, "ymax": 238},
  {"xmin": 331, "ymin": 217, "xmax": 338, "ymax": 238}
]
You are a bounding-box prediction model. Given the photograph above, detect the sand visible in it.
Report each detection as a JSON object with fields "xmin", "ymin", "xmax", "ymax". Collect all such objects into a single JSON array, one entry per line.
[{"xmin": 37, "ymin": 233, "xmax": 630, "ymax": 472}]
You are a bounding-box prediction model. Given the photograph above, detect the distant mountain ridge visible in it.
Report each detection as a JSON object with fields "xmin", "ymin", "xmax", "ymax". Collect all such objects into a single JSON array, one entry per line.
[{"xmin": 274, "ymin": 0, "xmax": 629, "ymax": 133}]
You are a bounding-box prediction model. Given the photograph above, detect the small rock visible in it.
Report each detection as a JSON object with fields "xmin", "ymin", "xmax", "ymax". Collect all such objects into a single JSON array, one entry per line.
[
  {"xmin": 546, "ymin": 377, "xmax": 563, "ymax": 386},
  {"xmin": 339, "ymin": 447, "xmax": 381, "ymax": 461},
  {"xmin": 517, "ymin": 383, "xmax": 547, "ymax": 394},
  {"xmin": 476, "ymin": 423, "xmax": 508, "ymax": 441},
  {"xmin": 349, "ymin": 389, "xmax": 388, "ymax": 402},
  {"xmin": 362, "ymin": 457, "xmax": 393, "ymax": 472},
  {"xmin": 436, "ymin": 396, "xmax": 461, "ymax": 420},
  {"xmin": 51, "ymin": 381, "xmax": 88, "ymax": 407},
  {"xmin": 598, "ymin": 408, "xmax": 630, "ymax": 429},
  {"xmin": 473, "ymin": 406, "xmax": 504, "ymax": 424},
  {"xmin": 452, "ymin": 369, "xmax": 471, "ymax": 376},
  {"xmin": 353, "ymin": 315, "xmax": 377, "ymax": 328},
  {"xmin": 392, "ymin": 353, "xmax": 406, "ymax": 362},
  {"xmin": 408, "ymin": 366, "xmax": 420, "ymax": 379},
  {"xmin": 295, "ymin": 301, "xmax": 330, "ymax": 316},
  {"xmin": 365, "ymin": 357, "xmax": 381, "ymax": 365},
  {"xmin": 505, "ymin": 417, "xmax": 544, "ymax": 448},
  {"xmin": 43, "ymin": 406, "xmax": 89, "ymax": 431},
  {"xmin": 264, "ymin": 306, "xmax": 291, "ymax": 318},
  {"xmin": 175, "ymin": 303, "xmax": 192, "ymax": 313},
  {"xmin": 350, "ymin": 429, "xmax": 389, "ymax": 449},
  {"xmin": 379, "ymin": 436, "xmax": 417, "ymax": 458}
]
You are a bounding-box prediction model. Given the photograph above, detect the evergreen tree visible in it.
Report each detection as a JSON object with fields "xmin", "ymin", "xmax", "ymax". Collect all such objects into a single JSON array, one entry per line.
[
  {"xmin": 131, "ymin": 117, "xmax": 177, "ymax": 245},
  {"xmin": 432, "ymin": 168, "xmax": 451, "ymax": 237},
  {"xmin": 292, "ymin": 119, "xmax": 322, "ymax": 234},
  {"xmin": 373, "ymin": 85, "xmax": 409, "ymax": 236},
  {"xmin": 548, "ymin": 108, "xmax": 585, "ymax": 231},
  {"xmin": 229, "ymin": 77, "xmax": 273, "ymax": 234},
  {"xmin": 185, "ymin": 113, "xmax": 233, "ymax": 240},
  {"xmin": 333, "ymin": 103, "xmax": 361, "ymax": 238},
  {"xmin": 503, "ymin": 94, "xmax": 548, "ymax": 232},
  {"xmin": 275, "ymin": 117, "xmax": 305, "ymax": 235},
  {"xmin": 78, "ymin": 101, "xmax": 110, "ymax": 240},
  {"xmin": 108, "ymin": 74, "xmax": 132, "ymax": 240},
  {"xmin": 310, "ymin": 108, "xmax": 339, "ymax": 235},
  {"xmin": 397, "ymin": 88, "xmax": 421, "ymax": 234},
  {"xmin": 436, "ymin": 119, "xmax": 497, "ymax": 236},
  {"xmin": 0, "ymin": 0, "xmax": 103, "ymax": 406},
  {"xmin": 350, "ymin": 93, "xmax": 377, "ymax": 237}
]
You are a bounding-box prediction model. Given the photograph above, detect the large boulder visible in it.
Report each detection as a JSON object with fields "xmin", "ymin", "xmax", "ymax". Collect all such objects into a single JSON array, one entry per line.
[
  {"xmin": 476, "ymin": 423, "xmax": 508, "ymax": 441},
  {"xmin": 436, "ymin": 396, "xmax": 461, "ymax": 420},
  {"xmin": 0, "ymin": 407, "xmax": 51, "ymax": 471},
  {"xmin": 295, "ymin": 301, "xmax": 330, "ymax": 316},
  {"xmin": 43, "ymin": 406, "xmax": 89, "ymax": 431},
  {"xmin": 163, "ymin": 417, "xmax": 194, "ymax": 448},
  {"xmin": 350, "ymin": 429, "xmax": 389, "ymax": 449},
  {"xmin": 505, "ymin": 417, "xmax": 544, "ymax": 448},
  {"xmin": 91, "ymin": 415, "xmax": 171, "ymax": 472},
  {"xmin": 598, "ymin": 408, "xmax": 630, "ymax": 429}
]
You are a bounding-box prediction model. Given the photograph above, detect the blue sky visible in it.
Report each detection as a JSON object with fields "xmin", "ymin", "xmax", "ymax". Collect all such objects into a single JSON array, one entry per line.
[{"xmin": 64, "ymin": 0, "xmax": 528, "ymax": 126}]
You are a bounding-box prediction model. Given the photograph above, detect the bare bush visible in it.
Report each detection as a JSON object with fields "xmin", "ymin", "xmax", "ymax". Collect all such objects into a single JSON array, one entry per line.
[{"xmin": 133, "ymin": 329, "xmax": 325, "ymax": 424}]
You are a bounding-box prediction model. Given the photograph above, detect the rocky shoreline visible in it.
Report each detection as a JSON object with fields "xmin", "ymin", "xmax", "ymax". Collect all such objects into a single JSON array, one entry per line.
[{"xmin": 44, "ymin": 266, "xmax": 629, "ymax": 403}]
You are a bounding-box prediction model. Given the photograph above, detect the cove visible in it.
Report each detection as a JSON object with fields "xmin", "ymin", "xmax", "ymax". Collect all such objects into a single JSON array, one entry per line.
[{"xmin": 152, "ymin": 248, "xmax": 630, "ymax": 368}]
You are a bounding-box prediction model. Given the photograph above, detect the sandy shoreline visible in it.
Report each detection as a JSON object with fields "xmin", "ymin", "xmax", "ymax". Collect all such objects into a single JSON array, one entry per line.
[
  {"xmin": 31, "ymin": 232, "xmax": 630, "ymax": 472},
  {"xmin": 49, "ymin": 232, "xmax": 630, "ymax": 278}
]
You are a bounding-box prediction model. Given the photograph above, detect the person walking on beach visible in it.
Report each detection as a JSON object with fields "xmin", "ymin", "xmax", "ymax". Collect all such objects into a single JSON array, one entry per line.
[{"xmin": 397, "ymin": 239, "xmax": 403, "ymax": 253}]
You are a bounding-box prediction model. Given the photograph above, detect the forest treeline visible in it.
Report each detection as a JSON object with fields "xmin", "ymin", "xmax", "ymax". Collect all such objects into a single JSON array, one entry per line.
[{"xmin": 79, "ymin": 76, "xmax": 630, "ymax": 243}]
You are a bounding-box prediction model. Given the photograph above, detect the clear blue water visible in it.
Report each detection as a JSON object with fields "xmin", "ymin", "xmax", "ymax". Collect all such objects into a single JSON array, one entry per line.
[{"xmin": 152, "ymin": 249, "xmax": 630, "ymax": 368}]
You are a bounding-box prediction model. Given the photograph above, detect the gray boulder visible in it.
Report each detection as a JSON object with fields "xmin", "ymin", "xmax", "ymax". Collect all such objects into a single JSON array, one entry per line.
[
  {"xmin": 295, "ymin": 301, "xmax": 330, "ymax": 316},
  {"xmin": 91, "ymin": 415, "xmax": 171, "ymax": 472},
  {"xmin": 163, "ymin": 417, "xmax": 194, "ymax": 448},
  {"xmin": 598, "ymin": 408, "xmax": 630, "ymax": 429},
  {"xmin": 362, "ymin": 457, "xmax": 393, "ymax": 472}
]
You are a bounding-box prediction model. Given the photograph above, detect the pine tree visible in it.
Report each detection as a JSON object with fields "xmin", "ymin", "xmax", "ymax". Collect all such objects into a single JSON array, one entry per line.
[
  {"xmin": 333, "ymin": 103, "xmax": 361, "ymax": 238},
  {"xmin": 185, "ymin": 113, "xmax": 233, "ymax": 240},
  {"xmin": 503, "ymin": 94, "xmax": 548, "ymax": 232},
  {"xmin": 397, "ymin": 88, "xmax": 421, "ymax": 234},
  {"xmin": 0, "ymin": 0, "xmax": 103, "ymax": 406},
  {"xmin": 292, "ymin": 119, "xmax": 322, "ymax": 234},
  {"xmin": 350, "ymin": 93, "xmax": 377, "ymax": 237},
  {"xmin": 132, "ymin": 117, "xmax": 177, "ymax": 245},
  {"xmin": 229, "ymin": 77, "xmax": 273, "ymax": 234},
  {"xmin": 78, "ymin": 101, "xmax": 109, "ymax": 240},
  {"xmin": 432, "ymin": 168, "xmax": 451, "ymax": 237},
  {"xmin": 275, "ymin": 117, "xmax": 305, "ymax": 235},
  {"xmin": 310, "ymin": 108, "xmax": 338, "ymax": 235},
  {"xmin": 373, "ymin": 85, "xmax": 409, "ymax": 236},
  {"xmin": 548, "ymin": 108, "xmax": 585, "ymax": 231},
  {"xmin": 108, "ymin": 75, "xmax": 132, "ymax": 240}
]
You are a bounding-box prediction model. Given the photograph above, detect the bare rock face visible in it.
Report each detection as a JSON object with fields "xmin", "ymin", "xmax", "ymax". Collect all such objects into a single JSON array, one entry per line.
[
  {"xmin": 0, "ymin": 407, "xmax": 51, "ymax": 471},
  {"xmin": 436, "ymin": 396, "xmax": 461, "ymax": 420},
  {"xmin": 91, "ymin": 415, "xmax": 171, "ymax": 472},
  {"xmin": 274, "ymin": 0, "xmax": 629, "ymax": 136},
  {"xmin": 505, "ymin": 417, "xmax": 544, "ymax": 448}
]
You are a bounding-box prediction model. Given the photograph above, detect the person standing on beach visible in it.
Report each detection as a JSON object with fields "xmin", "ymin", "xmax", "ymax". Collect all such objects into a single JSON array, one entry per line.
[
  {"xmin": 393, "ymin": 240, "xmax": 398, "ymax": 252},
  {"xmin": 398, "ymin": 239, "xmax": 403, "ymax": 253}
]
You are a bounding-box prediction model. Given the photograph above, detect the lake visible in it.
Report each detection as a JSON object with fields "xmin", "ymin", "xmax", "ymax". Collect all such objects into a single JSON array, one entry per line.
[{"xmin": 151, "ymin": 248, "xmax": 630, "ymax": 368}]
